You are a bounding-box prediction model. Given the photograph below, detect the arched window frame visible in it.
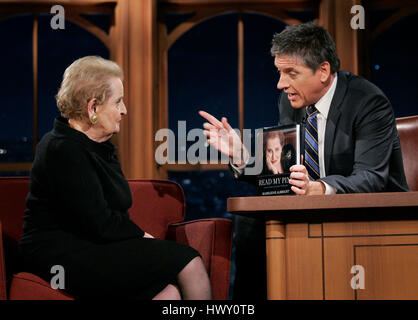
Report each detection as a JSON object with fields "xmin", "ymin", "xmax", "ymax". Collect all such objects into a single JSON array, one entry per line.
[
  {"xmin": 157, "ymin": 0, "xmax": 315, "ymax": 176},
  {"xmin": 0, "ymin": 0, "xmax": 116, "ymax": 173}
]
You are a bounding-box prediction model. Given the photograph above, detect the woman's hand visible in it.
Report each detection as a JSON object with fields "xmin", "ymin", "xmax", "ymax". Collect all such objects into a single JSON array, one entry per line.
[
  {"xmin": 266, "ymin": 154, "xmax": 278, "ymax": 174},
  {"xmin": 143, "ymin": 232, "xmax": 154, "ymax": 239}
]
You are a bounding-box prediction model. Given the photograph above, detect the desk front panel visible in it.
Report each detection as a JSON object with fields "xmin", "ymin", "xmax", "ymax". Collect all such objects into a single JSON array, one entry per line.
[{"xmin": 284, "ymin": 220, "xmax": 418, "ymax": 300}]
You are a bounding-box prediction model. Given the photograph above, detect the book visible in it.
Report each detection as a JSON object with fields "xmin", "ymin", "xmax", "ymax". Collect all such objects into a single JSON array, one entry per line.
[{"xmin": 255, "ymin": 124, "xmax": 302, "ymax": 196}]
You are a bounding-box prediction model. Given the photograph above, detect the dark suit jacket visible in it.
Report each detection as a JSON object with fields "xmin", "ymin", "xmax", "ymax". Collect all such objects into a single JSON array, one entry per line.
[{"xmin": 279, "ymin": 70, "xmax": 409, "ymax": 193}]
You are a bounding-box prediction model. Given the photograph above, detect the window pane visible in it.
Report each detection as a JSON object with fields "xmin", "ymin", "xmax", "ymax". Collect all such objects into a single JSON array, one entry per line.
[
  {"xmin": 243, "ymin": 11, "xmax": 316, "ymax": 130},
  {"xmin": 0, "ymin": 14, "xmax": 34, "ymax": 165},
  {"xmin": 168, "ymin": 170, "xmax": 256, "ymax": 221},
  {"xmin": 168, "ymin": 13, "xmax": 238, "ymax": 162},
  {"xmin": 284, "ymin": 10, "xmax": 316, "ymax": 24},
  {"xmin": 243, "ymin": 13, "xmax": 286, "ymax": 130},
  {"xmin": 0, "ymin": 13, "xmax": 110, "ymax": 176},
  {"xmin": 164, "ymin": 12, "xmax": 195, "ymax": 34},
  {"xmin": 80, "ymin": 14, "xmax": 111, "ymax": 34},
  {"xmin": 371, "ymin": 12, "xmax": 418, "ymax": 117}
]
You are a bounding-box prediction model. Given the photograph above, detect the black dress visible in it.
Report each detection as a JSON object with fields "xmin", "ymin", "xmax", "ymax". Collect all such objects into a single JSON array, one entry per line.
[{"xmin": 18, "ymin": 117, "xmax": 199, "ymax": 299}]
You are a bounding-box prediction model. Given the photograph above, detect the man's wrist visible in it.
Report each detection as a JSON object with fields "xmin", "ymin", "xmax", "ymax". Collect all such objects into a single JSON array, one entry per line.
[
  {"xmin": 309, "ymin": 181, "xmax": 326, "ymax": 195},
  {"xmin": 231, "ymin": 147, "xmax": 248, "ymax": 167}
]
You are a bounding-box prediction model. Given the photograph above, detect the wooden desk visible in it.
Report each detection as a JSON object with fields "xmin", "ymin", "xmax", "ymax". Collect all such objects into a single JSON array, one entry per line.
[{"xmin": 227, "ymin": 192, "xmax": 418, "ymax": 300}]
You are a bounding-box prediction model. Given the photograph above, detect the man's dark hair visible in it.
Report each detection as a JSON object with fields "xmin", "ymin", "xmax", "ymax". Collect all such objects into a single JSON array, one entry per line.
[{"xmin": 271, "ymin": 21, "xmax": 340, "ymax": 74}]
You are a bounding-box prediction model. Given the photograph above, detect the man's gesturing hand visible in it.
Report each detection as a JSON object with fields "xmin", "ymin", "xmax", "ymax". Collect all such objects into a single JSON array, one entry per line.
[{"xmin": 199, "ymin": 110, "xmax": 248, "ymax": 167}]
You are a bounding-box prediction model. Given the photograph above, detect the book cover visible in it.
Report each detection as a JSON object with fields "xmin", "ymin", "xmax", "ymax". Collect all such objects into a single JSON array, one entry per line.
[{"xmin": 256, "ymin": 124, "xmax": 302, "ymax": 196}]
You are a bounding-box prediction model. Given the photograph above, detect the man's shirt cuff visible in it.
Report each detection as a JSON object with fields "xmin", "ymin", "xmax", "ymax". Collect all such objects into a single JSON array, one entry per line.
[
  {"xmin": 230, "ymin": 160, "xmax": 247, "ymax": 178},
  {"xmin": 321, "ymin": 180, "xmax": 337, "ymax": 194}
]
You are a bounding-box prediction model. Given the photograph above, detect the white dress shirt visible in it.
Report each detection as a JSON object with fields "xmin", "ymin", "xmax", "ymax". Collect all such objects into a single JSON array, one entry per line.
[
  {"xmin": 231, "ymin": 73, "xmax": 338, "ymax": 194},
  {"xmin": 314, "ymin": 74, "xmax": 338, "ymax": 194}
]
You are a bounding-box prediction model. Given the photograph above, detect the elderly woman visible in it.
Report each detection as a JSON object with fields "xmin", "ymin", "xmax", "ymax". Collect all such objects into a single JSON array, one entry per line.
[{"xmin": 18, "ymin": 56, "xmax": 212, "ymax": 300}]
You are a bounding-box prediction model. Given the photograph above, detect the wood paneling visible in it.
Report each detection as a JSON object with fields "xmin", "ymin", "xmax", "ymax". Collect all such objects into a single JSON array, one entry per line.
[
  {"xmin": 321, "ymin": 220, "xmax": 418, "ymax": 299},
  {"xmin": 286, "ymin": 223, "xmax": 323, "ymax": 299},
  {"xmin": 160, "ymin": 0, "xmax": 317, "ymax": 13},
  {"xmin": 323, "ymin": 220, "xmax": 418, "ymax": 238},
  {"xmin": 238, "ymin": 12, "xmax": 244, "ymax": 134},
  {"xmin": 308, "ymin": 223, "xmax": 322, "ymax": 237},
  {"xmin": 318, "ymin": 0, "xmax": 364, "ymax": 75},
  {"xmin": 323, "ymin": 233, "xmax": 418, "ymax": 299},
  {"xmin": 32, "ymin": 13, "xmax": 38, "ymax": 158},
  {"xmin": 0, "ymin": 0, "xmax": 116, "ymax": 17},
  {"xmin": 228, "ymin": 193, "xmax": 418, "ymax": 300},
  {"xmin": 264, "ymin": 221, "xmax": 418, "ymax": 300},
  {"xmin": 0, "ymin": 163, "xmax": 33, "ymax": 172},
  {"xmin": 355, "ymin": 244, "xmax": 418, "ymax": 300},
  {"xmin": 227, "ymin": 192, "xmax": 418, "ymax": 213},
  {"xmin": 266, "ymin": 221, "xmax": 287, "ymax": 299},
  {"xmin": 112, "ymin": 0, "xmax": 159, "ymax": 179}
]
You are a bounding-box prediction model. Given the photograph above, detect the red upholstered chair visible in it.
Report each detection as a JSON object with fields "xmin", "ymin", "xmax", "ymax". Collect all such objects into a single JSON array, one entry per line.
[
  {"xmin": 396, "ymin": 115, "xmax": 418, "ymax": 191},
  {"xmin": 0, "ymin": 222, "xmax": 7, "ymax": 300},
  {"xmin": 0, "ymin": 177, "xmax": 233, "ymax": 300}
]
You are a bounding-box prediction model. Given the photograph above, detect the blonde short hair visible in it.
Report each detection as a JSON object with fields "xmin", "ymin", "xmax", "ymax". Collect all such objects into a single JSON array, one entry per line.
[
  {"xmin": 263, "ymin": 130, "xmax": 285, "ymax": 151},
  {"xmin": 56, "ymin": 56, "xmax": 123, "ymax": 120}
]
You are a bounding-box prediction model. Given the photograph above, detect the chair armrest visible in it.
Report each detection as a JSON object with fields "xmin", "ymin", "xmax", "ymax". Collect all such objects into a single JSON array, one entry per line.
[
  {"xmin": 8, "ymin": 272, "xmax": 74, "ymax": 300},
  {"xmin": 128, "ymin": 179, "xmax": 186, "ymax": 239},
  {"xmin": 0, "ymin": 221, "xmax": 7, "ymax": 300},
  {"xmin": 166, "ymin": 218, "xmax": 233, "ymax": 300}
]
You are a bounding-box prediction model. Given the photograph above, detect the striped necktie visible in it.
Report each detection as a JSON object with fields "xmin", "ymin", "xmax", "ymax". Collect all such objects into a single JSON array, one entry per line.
[{"xmin": 304, "ymin": 105, "xmax": 320, "ymax": 181}]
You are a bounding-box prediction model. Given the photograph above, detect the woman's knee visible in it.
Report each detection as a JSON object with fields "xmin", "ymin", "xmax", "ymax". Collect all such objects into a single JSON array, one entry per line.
[
  {"xmin": 152, "ymin": 284, "xmax": 181, "ymax": 300},
  {"xmin": 181, "ymin": 256, "xmax": 206, "ymax": 275}
]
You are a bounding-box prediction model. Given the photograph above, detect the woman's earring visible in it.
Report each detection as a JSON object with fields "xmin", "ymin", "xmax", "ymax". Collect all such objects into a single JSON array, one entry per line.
[{"xmin": 90, "ymin": 114, "xmax": 98, "ymax": 125}]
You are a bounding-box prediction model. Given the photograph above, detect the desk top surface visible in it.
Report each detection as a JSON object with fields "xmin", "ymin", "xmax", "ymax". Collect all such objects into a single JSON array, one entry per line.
[{"xmin": 227, "ymin": 192, "xmax": 418, "ymax": 221}]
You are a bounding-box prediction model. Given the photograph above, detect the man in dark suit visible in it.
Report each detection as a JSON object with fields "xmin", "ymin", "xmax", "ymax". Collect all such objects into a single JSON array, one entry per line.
[
  {"xmin": 278, "ymin": 70, "xmax": 409, "ymax": 194},
  {"xmin": 200, "ymin": 22, "xmax": 408, "ymax": 299}
]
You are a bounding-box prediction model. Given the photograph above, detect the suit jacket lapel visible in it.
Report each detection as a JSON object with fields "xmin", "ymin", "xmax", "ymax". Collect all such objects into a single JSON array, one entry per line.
[{"xmin": 324, "ymin": 71, "xmax": 348, "ymax": 175}]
